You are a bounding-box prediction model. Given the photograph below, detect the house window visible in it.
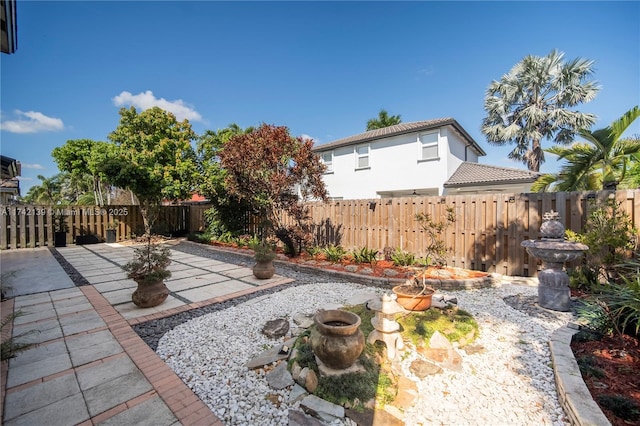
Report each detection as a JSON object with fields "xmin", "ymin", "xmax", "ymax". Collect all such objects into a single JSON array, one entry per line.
[
  {"xmin": 419, "ymin": 131, "xmax": 439, "ymax": 161},
  {"xmin": 320, "ymin": 151, "xmax": 333, "ymax": 173},
  {"xmin": 355, "ymin": 144, "xmax": 369, "ymax": 169}
]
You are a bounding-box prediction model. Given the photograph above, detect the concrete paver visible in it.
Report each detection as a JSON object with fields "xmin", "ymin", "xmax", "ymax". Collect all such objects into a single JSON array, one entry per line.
[{"xmin": 1, "ymin": 241, "xmax": 290, "ymax": 425}]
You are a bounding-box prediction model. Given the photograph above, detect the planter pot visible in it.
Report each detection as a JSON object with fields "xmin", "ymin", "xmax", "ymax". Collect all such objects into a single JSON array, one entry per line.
[
  {"xmin": 106, "ymin": 229, "xmax": 117, "ymax": 243},
  {"xmin": 392, "ymin": 285, "xmax": 435, "ymax": 311},
  {"xmin": 132, "ymin": 279, "xmax": 169, "ymax": 308},
  {"xmin": 310, "ymin": 309, "xmax": 364, "ymax": 369},
  {"xmin": 253, "ymin": 259, "xmax": 275, "ymax": 279},
  {"xmin": 76, "ymin": 235, "xmax": 100, "ymax": 245},
  {"xmin": 54, "ymin": 231, "xmax": 67, "ymax": 247}
]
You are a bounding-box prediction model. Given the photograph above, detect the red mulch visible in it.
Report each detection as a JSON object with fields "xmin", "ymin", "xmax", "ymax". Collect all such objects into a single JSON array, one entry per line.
[{"xmin": 571, "ymin": 333, "xmax": 640, "ymax": 426}]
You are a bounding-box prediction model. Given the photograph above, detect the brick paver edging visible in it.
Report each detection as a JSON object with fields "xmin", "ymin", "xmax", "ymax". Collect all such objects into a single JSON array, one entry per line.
[
  {"xmin": 549, "ymin": 327, "xmax": 611, "ymax": 426},
  {"xmin": 1, "ymin": 298, "xmax": 14, "ymax": 423},
  {"xmin": 79, "ymin": 286, "xmax": 224, "ymax": 426}
]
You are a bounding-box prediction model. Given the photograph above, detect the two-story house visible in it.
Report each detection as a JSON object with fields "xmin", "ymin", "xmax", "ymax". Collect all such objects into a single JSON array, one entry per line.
[{"xmin": 312, "ymin": 118, "xmax": 539, "ymax": 199}]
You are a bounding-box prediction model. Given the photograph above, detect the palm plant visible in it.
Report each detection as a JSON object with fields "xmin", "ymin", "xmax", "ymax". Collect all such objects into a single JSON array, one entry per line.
[
  {"xmin": 532, "ymin": 106, "xmax": 640, "ymax": 191},
  {"xmin": 366, "ymin": 109, "xmax": 402, "ymax": 131},
  {"xmin": 482, "ymin": 49, "xmax": 600, "ymax": 172}
]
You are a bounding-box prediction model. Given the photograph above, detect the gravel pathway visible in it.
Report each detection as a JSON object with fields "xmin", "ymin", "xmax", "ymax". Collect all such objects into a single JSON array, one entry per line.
[{"xmin": 146, "ymin": 242, "xmax": 575, "ymax": 426}]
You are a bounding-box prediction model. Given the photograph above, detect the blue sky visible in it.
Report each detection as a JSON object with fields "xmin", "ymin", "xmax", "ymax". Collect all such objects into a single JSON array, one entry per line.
[{"xmin": 2, "ymin": 1, "xmax": 639, "ymax": 196}]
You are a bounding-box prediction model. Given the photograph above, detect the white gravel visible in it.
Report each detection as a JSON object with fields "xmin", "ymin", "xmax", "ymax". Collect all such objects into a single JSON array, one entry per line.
[{"xmin": 156, "ymin": 282, "xmax": 573, "ymax": 426}]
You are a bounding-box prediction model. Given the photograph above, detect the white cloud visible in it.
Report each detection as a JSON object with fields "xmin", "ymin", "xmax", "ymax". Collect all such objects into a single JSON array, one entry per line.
[
  {"xmin": 21, "ymin": 163, "xmax": 45, "ymax": 170},
  {"xmin": 301, "ymin": 134, "xmax": 320, "ymax": 144},
  {"xmin": 113, "ymin": 90, "xmax": 203, "ymax": 123},
  {"xmin": 0, "ymin": 110, "xmax": 64, "ymax": 133}
]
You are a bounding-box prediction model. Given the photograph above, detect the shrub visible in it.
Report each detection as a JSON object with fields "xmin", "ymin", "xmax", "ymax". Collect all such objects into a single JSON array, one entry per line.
[
  {"xmin": 566, "ymin": 199, "xmax": 637, "ymax": 286},
  {"xmin": 597, "ymin": 395, "xmax": 640, "ymax": 422},
  {"xmin": 390, "ymin": 249, "xmax": 415, "ymax": 267},
  {"xmin": 305, "ymin": 245, "xmax": 323, "ymax": 259},
  {"xmin": 415, "ymin": 206, "xmax": 456, "ymax": 267},
  {"xmin": 323, "ymin": 245, "xmax": 347, "ymax": 262},
  {"xmin": 350, "ymin": 247, "xmax": 379, "ymax": 264}
]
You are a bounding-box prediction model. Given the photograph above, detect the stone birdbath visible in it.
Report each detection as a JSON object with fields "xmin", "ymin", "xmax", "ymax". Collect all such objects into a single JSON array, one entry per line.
[{"xmin": 521, "ymin": 210, "xmax": 588, "ymax": 311}]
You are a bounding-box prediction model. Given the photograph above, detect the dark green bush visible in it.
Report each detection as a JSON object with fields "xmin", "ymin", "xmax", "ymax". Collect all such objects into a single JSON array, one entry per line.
[
  {"xmin": 597, "ymin": 394, "xmax": 640, "ymax": 421},
  {"xmin": 390, "ymin": 249, "xmax": 415, "ymax": 266},
  {"xmin": 350, "ymin": 247, "xmax": 379, "ymax": 264}
]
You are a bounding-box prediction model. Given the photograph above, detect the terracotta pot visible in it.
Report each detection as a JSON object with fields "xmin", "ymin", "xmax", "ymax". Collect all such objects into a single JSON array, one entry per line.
[
  {"xmin": 253, "ymin": 259, "xmax": 275, "ymax": 279},
  {"xmin": 310, "ymin": 309, "xmax": 364, "ymax": 369},
  {"xmin": 132, "ymin": 279, "xmax": 169, "ymax": 308},
  {"xmin": 392, "ymin": 285, "xmax": 435, "ymax": 311}
]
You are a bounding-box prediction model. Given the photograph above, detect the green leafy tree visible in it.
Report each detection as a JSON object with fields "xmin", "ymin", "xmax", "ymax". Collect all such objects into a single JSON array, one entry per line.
[
  {"xmin": 102, "ymin": 107, "xmax": 199, "ymax": 234},
  {"xmin": 21, "ymin": 173, "xmax": 66, "ymax": 204},
  {"xmin": 533, "ymin": 106, "xmax": 640, "ymax": 191},
  {"xmin": 52, "ymin": 139, "xmax": 115, "ymax": 205},
  {"xmin": 366, "ymin": 109, "xmax": 402, "ymax": 131},
  {"xmin": 482, "ymin": 49, "xmax": 600, "ymax": 172},
  {"xmin": 196, "ymin": 124, "xmax": 255, "ymax": 235},
  {"xmin": 219, "ymin": 123, "xmax": 328, "ymax": 255}
]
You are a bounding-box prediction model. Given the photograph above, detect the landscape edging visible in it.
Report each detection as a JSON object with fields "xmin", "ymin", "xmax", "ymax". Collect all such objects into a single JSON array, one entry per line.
[{"xmin": 549, "ymin": 327, "xmax": 611, "ymax": 426}]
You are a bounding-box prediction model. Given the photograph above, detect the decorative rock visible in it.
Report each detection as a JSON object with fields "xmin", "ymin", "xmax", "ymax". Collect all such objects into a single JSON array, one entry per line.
[
  {"xmin": 393, "ymin": 376, "xmax": 418, "ymax": 409},
  {"xmin": 360, "ymin": 267, "xmax": 374, "ymax": 275},
  {"xmin": 262, "ymin": 318, "xmax": 290, "ymax": 338},
  {"xmin": 304, "ymin": 369, "xmax": 318, "ymax": 393},
  {"xmin": 245, "ymin": 344, "xmax": 290, "ymax": 369},
  {"xmin": 462, "ymin": 343, "xmax": 486, "ymax": 355},
  {"xmin": 295, "ymin": 366, "xmax": 309, "ymax": 387},
  {"xmin": 293, "ymin": 313, "xmax": 314, "ymax": 328},
  {"xmin": 383, "ymin": 268, "xmax": 399, "ymax": 277},
  {"xmin": 410, "ymin": 358, "xmax": 443, "ymax": 378},
  {"xmin": 344, "ymin": 265, "xmax": 359, "ymax": 273},
  {"xmin": 288, "ymin": 384, "xmax": 308, "ymax": 403},
  {"xmin": 345, "ymin": 408, "xmax": 404, "ymax": 426},
  {"xmin": 266, "ymin": 361, "xmax": 294, "ymax": 389},
  {"xmin": 429, "ymin": 330, "xmax": 452, "ymax": 350},
  {"xmin": 300, "ymin": 395, "xmax": 345, "ymax": 423},
  {"xmin": 345, "ymin": 291, "xmax": 379, "ymax": 306},
  {"xmin": 288, "ymin": 409, "xmax": 325, "ymax": 426},
  {"xmin": 291, "ymin": 362, "xmax": 302, "ymax": 381}
]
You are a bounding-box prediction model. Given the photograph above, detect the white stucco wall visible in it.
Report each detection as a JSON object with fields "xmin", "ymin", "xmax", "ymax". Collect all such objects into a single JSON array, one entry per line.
[{"xmin": 318, "ymin": 125, "xmax": 475, "ymax": 199}]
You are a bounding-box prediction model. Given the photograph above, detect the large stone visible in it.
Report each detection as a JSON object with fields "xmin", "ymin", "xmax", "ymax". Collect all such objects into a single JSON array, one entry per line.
[
  {"xmin": 262, "ymin": 318, "xmax": 290, "ymax": 339},
  {"xmin": 429, "ymin": 330, "xmax": 452, "ymax": 350},
  {"xmin": 393, "ymin": 376, "xmax": 418, "ymax": 410},
  {"xmin": 265, "ymin": 362, "xmax": 294, "ymax": 389},
  {"xmin": 293, "ymin": 313, "xmax": 314, "ymax": 329},
  {"xmin": 346, "ymin": 407, "xmax": 404, "ymax": 426},
  {"xmin": 462, "ymin": 344, "xmax": 486, "ymax": 355},
  {"xmin": 410, "ymin": 359, "xmax": 442, "ymax": 378},
  {"xmin": 288, "ymin": 409, "xmax": 325, "ymax": 426},
  {"xmin": 344, "ymin": 265, "xmax": 359, "ymax": 273},
  {"xmin": 300, "ymin": 395, "xmax": 345, "ymax": 422},
  {"xmin": 288, "ymin": 385, "xmax": 308, "ymax": 403},
  {"xmin": 304, "ymin": 369, "xmax": 318, "ymax": 393},
  {"xmin": 244, "ymin": 337, "xmax": 296, "ymax": 369},
  {"xmin": 418, "ymin": 347, "xmax": 448, "ymax": 363}
]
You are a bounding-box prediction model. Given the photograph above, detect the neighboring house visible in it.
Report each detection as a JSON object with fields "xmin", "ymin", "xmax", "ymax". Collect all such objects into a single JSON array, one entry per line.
[
  {"xmin": 312, "ymin": 118, "xmax": 539, "ymax": 199},
  {"xmin": 443, "ymin": 162, "xmax": 540, "ymax": 195},
  {"xmin": 1, "ymin": 0, "xmax": 18, "ymax": 54},
  {"xmin": 312, "ymin": 118, "xmax": 478, "ymax": 199},
  {"xmin": 1, "ymin": 155, "xmax": 21, "ymax": 204}
]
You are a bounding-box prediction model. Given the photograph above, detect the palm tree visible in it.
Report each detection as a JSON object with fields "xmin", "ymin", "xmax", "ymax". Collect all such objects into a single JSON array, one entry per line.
[
  {"xmin": 532, "ymin": 106, "xmax": 640, "ymax": 191},
  {"xmin": 482, "ymin": 50, "xmax": 600, "ymax": 172},
  {"xmin": 366, "ymin": 109, "xmax": 402, "ymax": 131}
]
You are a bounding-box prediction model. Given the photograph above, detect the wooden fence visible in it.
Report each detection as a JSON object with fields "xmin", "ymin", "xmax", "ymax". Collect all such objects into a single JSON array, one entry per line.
[
  {"xmin": 281, "ymin": 189, "xmax": 640, "ymax": 277},
  {"xmin": 2, "ymin": 189, "xmax": 639, "ymax": 277},
  {"xmin": 0, "ymin": 205, "xmax": 190, "ymax": 249}
]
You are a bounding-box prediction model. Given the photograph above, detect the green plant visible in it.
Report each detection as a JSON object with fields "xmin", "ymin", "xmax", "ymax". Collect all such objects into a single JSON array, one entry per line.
[
  {"xmin": 350, "ymin": 247, "xmax": 378, "ymax": 264},
  {"xmin": 390, "ymin": 248, "xmax": 415, "ymax": 267},
  {"xmin": 122, "ymin": 236, "xmax": 172, "ymax": 284},
  {"xmin": 566, "ymin": 199, "xmax": 637, "ymax": 286},
  {"xmin": 576, "ymin": 355, "xmax": 606, "ymax": 379},
  {"xmin": 323, "ymin": 245, "xmax": 347, "ymax": 262},
  {"xmin": 1, "ymin": 310, "xmax": 38, "ymax": 361},
  {"xmin": 106, "ymin": 219, "xmax": 120, "ymax": 230},
  {"xmin": 597, "ymin": 394, "xmax": 640, "ymax": 422},
  {"xmin": 305, "ymin": 245, "xmax": 323, "ymax": 259},
  {"xmin": 250, "ymin": 240, "xmax": 277, "ymax": 262},
  {"xmin": 415, "ymin": 206, "xmax": 456, "ymax": 267},
  {"xmin": 52, "ymin": 210, "xmax": 68, "ymax": 232},
  {"xmin": 1, "ymin": 270, "xmax": 17, "ymax": 300}
]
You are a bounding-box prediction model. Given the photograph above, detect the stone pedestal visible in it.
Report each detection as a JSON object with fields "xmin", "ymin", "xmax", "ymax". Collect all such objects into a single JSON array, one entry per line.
[
  {"xmin": 367, "ymin": 294, "xmax": 405, "ymax": 359},
  {"xmin": 521, "ymin": 211, "xmax": 588, "ymax": 312}
]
